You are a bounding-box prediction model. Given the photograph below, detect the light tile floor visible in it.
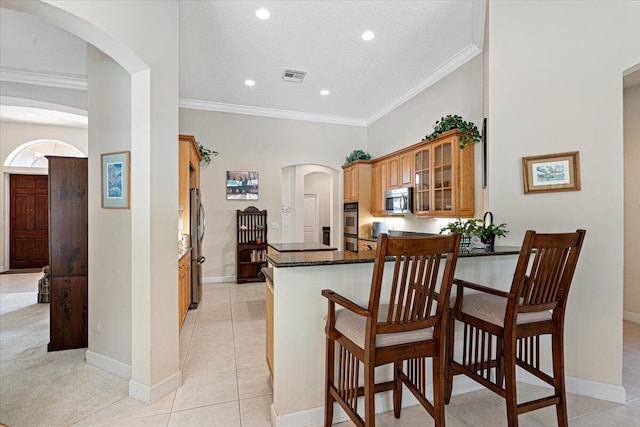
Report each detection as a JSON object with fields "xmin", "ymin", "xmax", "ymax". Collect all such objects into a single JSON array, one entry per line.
[{"xmin": 1, "ymin": 273, "xmax": 639, "ymax": 426}]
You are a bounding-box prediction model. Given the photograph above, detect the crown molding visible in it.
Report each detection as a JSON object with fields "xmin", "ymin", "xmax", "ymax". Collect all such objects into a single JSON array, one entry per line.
[
  {"xmin": 366, "ymin": 43, "xmax": 482, "ymax": 126},
  {"xmin": 179, "ymin": 98, "xmax": 367, "ymax": 127},
  {"xmin": 0, "ymin": 68, "xmax": 87, "ymax": 90}
]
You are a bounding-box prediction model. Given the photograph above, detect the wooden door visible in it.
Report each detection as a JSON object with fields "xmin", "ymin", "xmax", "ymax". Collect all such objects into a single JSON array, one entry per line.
[{"xmin": 10, "ymin": 174, "xmax": 49, "ymax": 269}]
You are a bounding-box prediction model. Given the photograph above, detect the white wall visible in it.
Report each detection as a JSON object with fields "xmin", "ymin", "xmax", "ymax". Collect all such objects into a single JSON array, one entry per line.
[
  {"xmin": 367, "ymin": 55, "xmax": 485, "ymax": 234},
  {"xmin": 86, "ymin": 45, "xmax": 132, "ymax": 371},
  {"xmin": 488, "ymin": 0, "xmax": 640, "ymax": 394},
  {"xmin": 624, "ymin": 83, "xmax": 640, "ymax": 320},
  {"xmin": 179, "ymin": 108, "xmax": 366, "ymax": 280},
  {"xmin": 12, "ymin": 0, "xmax": 181, "ymax": 401},
  {"xmin": 0, "ymin": 121, "xmax": 88, "ymax": 271}
]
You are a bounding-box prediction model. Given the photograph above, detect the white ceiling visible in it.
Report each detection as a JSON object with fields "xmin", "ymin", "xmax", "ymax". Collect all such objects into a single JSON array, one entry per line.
[
  {"xmin": 179, "ymin": 1, "xmax": 477, "ymax": 123},
  {"xmin": 1, "ymin": 2, "xmax": 479, "ymax": 126},
  {"xmin": 3, "ymin": 2, "xmax": 640, "ymax": 128}
]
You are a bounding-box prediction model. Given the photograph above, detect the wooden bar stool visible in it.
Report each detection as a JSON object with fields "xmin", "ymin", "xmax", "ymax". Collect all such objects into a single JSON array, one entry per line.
[
  {"xmin": 446, "ymin": 229, "xmax": 586, "ymax": 427},
  {"xmin": 322, "ymin": 232, "xmax": 461, "ymax": 426}
]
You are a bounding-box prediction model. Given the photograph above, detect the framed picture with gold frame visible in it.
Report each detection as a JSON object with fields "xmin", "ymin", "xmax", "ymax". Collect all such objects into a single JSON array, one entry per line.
[
  {"xmin": 522, "ymin": 151, "xmax": 580, "ymax": 194},
  {"xmin": 101, "ymin": 151, "xmax": 130, "ymax": 208}
]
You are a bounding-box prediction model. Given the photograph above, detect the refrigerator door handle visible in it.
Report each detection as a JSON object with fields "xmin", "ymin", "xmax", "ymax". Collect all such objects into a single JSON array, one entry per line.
[{"xmin": 198, "ymin": 201, "xmax": 206, "ymax": 241}]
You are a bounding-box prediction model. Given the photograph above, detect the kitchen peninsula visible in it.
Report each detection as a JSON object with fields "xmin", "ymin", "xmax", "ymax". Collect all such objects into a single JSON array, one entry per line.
[{"xmin": 264, "ymin": 245, "xmax": 522, "ymax": 426}]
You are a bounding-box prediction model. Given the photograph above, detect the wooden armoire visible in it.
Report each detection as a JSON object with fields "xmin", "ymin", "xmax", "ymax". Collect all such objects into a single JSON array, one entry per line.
[{"xmin": 47, "ymin": 156, "xmax": 88, "ymax": 351}]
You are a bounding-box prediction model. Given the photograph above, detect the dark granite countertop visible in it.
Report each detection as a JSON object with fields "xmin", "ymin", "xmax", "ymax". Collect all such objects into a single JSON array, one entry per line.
[
  {"xmin": 268, "ymin": 242, "xmax": 337, "ymax": 252},
  {"xmin": 267, "ymin": 246, "xmax": 522, "ymax": 268},
  {"xmin": 358, "ymin": 230, "xmax": 436, "ymax": 242}
]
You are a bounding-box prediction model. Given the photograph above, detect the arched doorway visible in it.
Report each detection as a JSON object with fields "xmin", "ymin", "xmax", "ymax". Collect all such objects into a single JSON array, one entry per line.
[
  {"xmin": 4, "ymin": 139, "xmax": 86, "ymax": 269},
  {"xmin": 281, "ymin": 164, "xmax": 342, "ymax": 248}
]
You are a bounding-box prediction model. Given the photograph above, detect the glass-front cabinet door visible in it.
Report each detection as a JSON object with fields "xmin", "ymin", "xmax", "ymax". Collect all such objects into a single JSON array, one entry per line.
[
  {"xmin": 414, "ymin": 147, "xmax": 431, "ymax": 213},
  {"xmin": 413, "ymin": 130, "xmax": 474, "ymax": 218},
  {"xmin": 433, "ymin": 139, "xmax": 453, "ymax": 214}
]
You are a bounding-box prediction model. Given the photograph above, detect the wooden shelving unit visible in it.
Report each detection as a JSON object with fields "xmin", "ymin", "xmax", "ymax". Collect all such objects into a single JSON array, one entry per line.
[{"xmin": 236, "ymin": 206, "xmax": 267, "ymax": 284}]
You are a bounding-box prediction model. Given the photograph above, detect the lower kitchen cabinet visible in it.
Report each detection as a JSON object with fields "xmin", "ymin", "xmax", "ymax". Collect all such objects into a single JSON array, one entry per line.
[
  {"xmin": 358, "ymin": 239, "xmax": 378, "ymax": 252},
  {"xmin": 178, "ymin": 253, "xmax": 191, "ymax": 328},
  {"xmin": 265, "ymin": 268, "xmax": 274, "ymax": 385}
]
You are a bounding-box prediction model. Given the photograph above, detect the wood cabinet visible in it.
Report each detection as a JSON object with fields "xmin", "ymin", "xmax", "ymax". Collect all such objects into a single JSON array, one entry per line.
[
  {"xmin": 400, "ymin": 151, "xmax": 414, "ymax": 188},
  {"xmin": 413, "ymin": 130, "xmax": 474, "ymax": 218},
  {"xmin": 178, "ymin": 134, "xmax": 201, "ymax": 239},
  {"xmin": 47, "ymin": 156, "xmax": 88, "ymax": 351},
  {"xmin": 357, "ymin": 239, "xmax": 378, "ymax": 252},
  {"xmin": 237, "ymin": 206, "xmax": 268, "ymax": 283},
  {"xmin": 178, "ymin": 253, "xmax": 191, "ymax": 328},
  {"xmin": 342, "ymin": 160, "xmax": 371, "ymax": 203},
  {"xmin": 370, "ymin": 151, "xmax": 413, "ymax": 215},
  {"xmin": 371, "ymin": 159, "xmax": 388, "ymax": 216},
  {"xmin": 265, "ymin": 270, "xmax": 274, "ymax": 385},
  {"xmin": 369, "ymin": 130, "xmax": 473, "ymax": 218}
]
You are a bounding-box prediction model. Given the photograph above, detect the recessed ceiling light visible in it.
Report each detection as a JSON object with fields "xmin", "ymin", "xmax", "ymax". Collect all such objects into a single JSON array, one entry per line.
[
  {"xmin": 256, "ymin": 8, "xmax": 270, "ymax": 20},
  {"xmin": 245, "ymin": 80, "xmax": 256, "ymax": 86},
  {"xmin": 361, "ymin": 31, "xmax": 375, "ymax": 41},
  {"xmin": 320, "ymin": 90, "xmax": 330, "ymax": 96}
]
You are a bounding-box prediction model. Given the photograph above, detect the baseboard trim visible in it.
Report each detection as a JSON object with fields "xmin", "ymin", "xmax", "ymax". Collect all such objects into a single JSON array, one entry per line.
[
  {"xmin": 271, "ymin": 376, "xmax": 482, "ymax": 427},
  {"xmin": 0, "ymin": 265, "xmax": 6, "ymax": 273},
  {"xmin": 517, "ymin": 369, "xmax": 626, "ymax": 404},
  {"xmin": 86, "ymin": 350, "xmax": 131, "ymax": 380},
  {"xmin": 202, "ymin": 275, "xmax": 236, "ymax": 284},
  {"xmin": 129, "ymin": 370, "xmax": 182, "ymax": 403},
  {"xmin": 624, "ymin": 311, "xmax": 640, "ymax": 324}
]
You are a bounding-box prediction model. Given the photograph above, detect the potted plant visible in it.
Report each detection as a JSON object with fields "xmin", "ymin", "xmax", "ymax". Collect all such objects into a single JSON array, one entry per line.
[
  {"xmin": 439, "ymin": 218, "xmax": 479, "ymax": 248},
  {"xmin": 473, "ymin": 221, "xmax": 508, "ymax": 251},
  {"xmin": 344, "ymin": 149, "xmax": 372, "ymax": 165},
  {"xmin": 255, "ymin": 224, "xmax": 266, "ymax": 245},
  {"xmin": 440, "ymin": 215, "xmax": 508, "ymax": 251},
  {"xmin": 424, "ymin": 114, "xmax": 482, "ymax": 149}
]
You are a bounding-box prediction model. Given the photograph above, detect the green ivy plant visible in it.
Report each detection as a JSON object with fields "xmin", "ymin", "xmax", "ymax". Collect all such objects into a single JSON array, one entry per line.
[
  {"xmin": 439, "ymin": 218, "xmax": 477, "ymax": 235},
  {"xmin": 198, "ymin": 143, "xmax": 219, "ymax": 165},
  {"xmin": 440, "ymin": 218, "xmax": 508, "ymax": 243},
  {"xmin": 344, "ymin": 149, "xmax": 372, "ymax": 165},
  {"xmin": 424, "ymin": 114, "xmax": 482, "ymax": 149}
]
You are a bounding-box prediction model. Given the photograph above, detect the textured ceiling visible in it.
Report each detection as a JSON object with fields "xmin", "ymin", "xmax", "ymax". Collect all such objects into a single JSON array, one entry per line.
[
  {"xmin": 179, "ymin": 1, "xmax": 475, "ymax": 120},
  {"xmin": 1, "ymin": 1, "xmax": 479, "ymax": 124}
]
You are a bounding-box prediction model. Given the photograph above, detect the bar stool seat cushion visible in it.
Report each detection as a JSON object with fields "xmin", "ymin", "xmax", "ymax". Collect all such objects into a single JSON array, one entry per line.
[
  {"xmin": 456, "ymin": 293, "xmax": 552, "ymax": 328},
  {"xmin": 334, "ymin": 303, "xmax": 434, "ymax": 348}
]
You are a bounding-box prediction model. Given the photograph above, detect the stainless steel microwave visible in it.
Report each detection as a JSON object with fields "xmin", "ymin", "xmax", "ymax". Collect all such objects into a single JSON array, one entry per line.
[{"xmin": 384, "ymin": 187, "xmax": 413, "ymax": 215}]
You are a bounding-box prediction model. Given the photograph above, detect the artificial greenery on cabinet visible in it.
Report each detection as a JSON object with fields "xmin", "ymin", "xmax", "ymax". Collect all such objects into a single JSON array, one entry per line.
[{"xmin": 424, "ymin": 114, "xmax": 482, "ymax": 149}]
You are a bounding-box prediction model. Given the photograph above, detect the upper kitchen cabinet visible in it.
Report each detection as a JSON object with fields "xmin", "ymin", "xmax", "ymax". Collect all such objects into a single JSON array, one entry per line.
[
  {"xmin": 371, "ymin": 151, "xmax": 413, "ymax": 215},
  {"xmin": 370, "ymin": 160, "xmax": 387, "ymax": 215},
  {"xmin": 387, "ymin": 152, "xmax": 414, "ymax": 190},
  {"xmin": 179, "ymin": 134, "xmax": 202, "ymax": 237},
  {"xmin": 342, "ymin": 160, "xmax": 371, "ymax": 204},
  {"xmin": 414, "ymin": 130, "xmax": 474, "ymax": 218}
]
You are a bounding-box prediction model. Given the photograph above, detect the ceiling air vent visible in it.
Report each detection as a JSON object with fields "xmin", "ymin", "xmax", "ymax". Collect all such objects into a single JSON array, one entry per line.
[{"xmin": 282, "ymin": 69, "xmax": 306, "ymax": 83}]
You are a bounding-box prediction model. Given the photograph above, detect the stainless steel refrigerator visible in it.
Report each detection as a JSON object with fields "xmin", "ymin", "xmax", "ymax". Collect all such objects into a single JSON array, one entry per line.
[{"xmin": 190, "ymin": 188, "xmax": 206, "ymax": 308}]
